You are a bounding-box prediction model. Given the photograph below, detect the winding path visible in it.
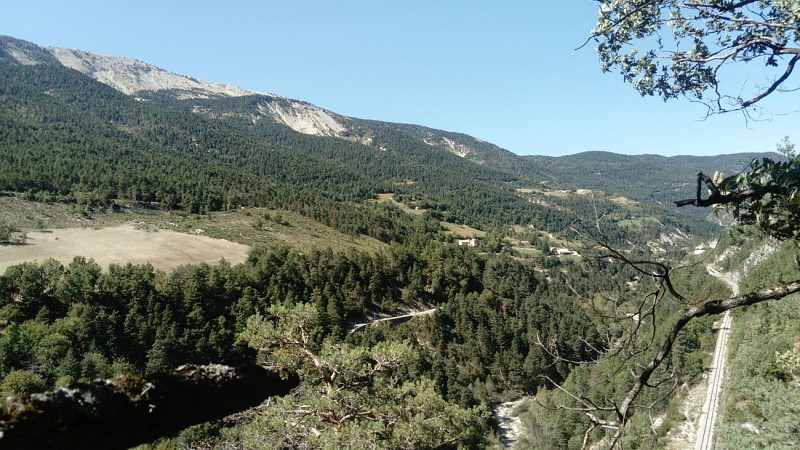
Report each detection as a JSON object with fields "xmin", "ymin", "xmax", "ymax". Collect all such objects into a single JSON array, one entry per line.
[
  {"xmin": 695, "ymin": 266, "xmax": 738, "ymax": 450},
  {"xmin": 347, "ymin": 308, "xmax": 437, "ymax": 333}
]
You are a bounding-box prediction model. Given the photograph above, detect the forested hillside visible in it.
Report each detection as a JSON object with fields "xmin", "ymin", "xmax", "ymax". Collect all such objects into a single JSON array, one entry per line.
[
  {"xmin": 0, "ymin": 43, "xmax": 724, "ymax": 242},
  {"xmin": 0, "ymin": 59, "xmax": 533, "ymax": 236},
  {"xmin": 525, "ymin": 151, "xmax": 781, "ymax": 207},
  {"xmin": 716, "ymin": 238, "xmax": 800, "ymax": 448},
  {"xmin": 0, "ymin": 36, "xmax": 779, "ymax": 449}
]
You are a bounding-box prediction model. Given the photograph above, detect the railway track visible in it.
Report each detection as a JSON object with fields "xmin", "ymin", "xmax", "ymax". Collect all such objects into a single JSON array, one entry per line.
[
  {"xmin": 694, "ymin": 310, "xmax": 732, "ymax": 450},
  {"xmin": 695, "ymin": 265, "xmax": 738, "ymax": 450}
]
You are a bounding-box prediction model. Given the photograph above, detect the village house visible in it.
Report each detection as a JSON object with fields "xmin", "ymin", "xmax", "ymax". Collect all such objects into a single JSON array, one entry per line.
[{"xmin": 457, "ymin": 238, "xmax": 480, "ymax": 247}]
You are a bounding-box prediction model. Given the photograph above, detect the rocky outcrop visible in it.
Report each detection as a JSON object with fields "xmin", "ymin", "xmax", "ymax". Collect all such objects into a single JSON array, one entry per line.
[
  {"xmin": 50, "ymin": 47, "xmax": 266, "ymax": 99},
  {"xmin": 0, "ymin": 363, "xmax": 298, "ymax": 450}
]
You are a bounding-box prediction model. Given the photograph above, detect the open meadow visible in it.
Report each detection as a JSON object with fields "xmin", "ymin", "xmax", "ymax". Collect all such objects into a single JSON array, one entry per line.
[
  {"xmin": 0, "ymin": 224, "xmax": 249, "ymax": 273},
  {"xmin": 0, "ymin": 196, "xmax": 384, "ymax": 273}
]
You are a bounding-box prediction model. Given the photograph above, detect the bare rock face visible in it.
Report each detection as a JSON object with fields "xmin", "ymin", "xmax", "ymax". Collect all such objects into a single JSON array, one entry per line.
[
  {"xmin": 49, "ymin": 47, "xmax": 266, "ymax": 99},
  {"xmin": 0, "ymin": 364, "xmax": 298, "ymax": 450},
  {"xmin": 47, "ymin": 46, "xmax": 357, "ymax": 140}
]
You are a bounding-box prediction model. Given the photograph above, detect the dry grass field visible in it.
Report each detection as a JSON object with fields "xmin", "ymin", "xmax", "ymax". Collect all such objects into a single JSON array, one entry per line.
[
  {"xmin": 439, "ymin": 222, "xmax": 486, "ymax": 239},
  {"xmin": 0, "ymin": 224, "xmax": 249, "ymax": 273},
  {"xmin": 0, "ymin": 196, "xmax": 385, "ymax": 273}
]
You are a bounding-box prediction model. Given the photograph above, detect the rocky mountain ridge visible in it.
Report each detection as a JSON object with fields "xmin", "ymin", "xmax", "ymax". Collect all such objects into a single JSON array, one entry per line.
[
  {"xmin": 0, "ymin": 35, "xmax": 497, "ymax": 161},
  {"xmin": 0, "ymin": 36, "xmax": 361, "ymax": 140},
  {"xmin": 0, "ymin": 35, "xmax": 777, "ymax": 204},
  {"xmin": 51, "ymin": 47, "xmax": 264, "ymax": 99},
  {"xmin": 0, "ymin": 36, "xmax": 263, "ymax": 99}
]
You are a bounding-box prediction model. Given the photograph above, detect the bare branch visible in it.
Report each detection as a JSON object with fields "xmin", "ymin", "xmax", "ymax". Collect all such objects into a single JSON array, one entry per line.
[
  {"xmin": 581, "ymin": 422, "xmax": 598, "ymax": 450},
  {"xmin": 602, "ymin": 278, "xmax": 800, "ymax": 444},
  {"xmin": 741, "ymin": 54, "xmax": 800, "ymax": 108}
]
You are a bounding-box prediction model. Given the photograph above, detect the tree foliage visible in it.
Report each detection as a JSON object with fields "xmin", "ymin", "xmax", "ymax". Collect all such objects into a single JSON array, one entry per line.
[
  {"xmin": 673, "ymin": 137, "xmax": 799, "ymax": 240},
  {"xmin": 593, "ymin": 0, "xmax": 800, "ymax": 114},
  {"xmin": 0, "ymin": 220, "xmax": 21, "ymax": 243},
  {"xmin": 575, "ymin": 2, "xmax": 800, "ymax": 440},
  {"xmin": 0, "ymin": 227, "xmax": 616, "ymax": 448},
  {"xmin": 235, "ymin": 303, "xmax": 494, "ymax": 449},
  {"xmin": 719, "ymin": 137, "xmax": 800, "ymax": 238}
]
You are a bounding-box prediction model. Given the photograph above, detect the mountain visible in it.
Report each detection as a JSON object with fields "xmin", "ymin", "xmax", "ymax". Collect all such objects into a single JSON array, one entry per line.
[
  {"xmin": 0, "ymin": 35, "xmax": 525, "ymax": 173},
  {"xmin": 50, "ymin": 47, "xmax": 265, "ymax": 99},
  {"xmin": 0, "ymin": 34, "xmax": 755, "ymax": 244},
  {"xmin": 1, "ymin": 35, "xmax": 772, "ymax": 205},
  {"xmin": 0, "ymin": 36, "xmax": 561, "ymax": 241},
  {"xmin": 3, "ymin": 35, "xmax": 791, "ymax": 449},
  {"xmin": 37, "ymin": 37, "xmax": 776, "ymax": 205},
  {"xmin": 0, "ymin": 36, "xmax": 265, "ymax": 99}
]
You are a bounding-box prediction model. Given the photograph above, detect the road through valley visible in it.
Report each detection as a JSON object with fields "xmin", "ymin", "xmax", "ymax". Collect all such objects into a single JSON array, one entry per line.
[{"xmin": 695, "ymin": 266, "xmax": 738, "ymax": 450}]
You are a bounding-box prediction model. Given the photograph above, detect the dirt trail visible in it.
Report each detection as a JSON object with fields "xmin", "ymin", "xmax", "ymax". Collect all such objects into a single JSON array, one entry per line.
[
  {"xmin": 347, "ymin": 308, "xmax": 436, "ymax": 333},
  {"xmin": 495, "ymin": 397, "xmax": 529, "ymax": 447},
  {"xmin": 706, "ymin": 266, "xmax": 740, "ymax": 296},
  {"xmin": 0, "ymin": 224, "xmax": 249, "ymax": 272}
]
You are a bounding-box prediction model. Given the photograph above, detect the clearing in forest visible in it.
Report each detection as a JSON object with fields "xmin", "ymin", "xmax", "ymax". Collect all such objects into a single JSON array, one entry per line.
[{"xmin": 0, "ymin": 224, "xmax": 249, "ymax": 272}]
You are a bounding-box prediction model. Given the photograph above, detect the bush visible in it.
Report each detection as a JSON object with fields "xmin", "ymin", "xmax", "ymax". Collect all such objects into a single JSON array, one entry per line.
[
  {"xmin": 0, "ymin": 220, "xmax": 20, "ymax": 243},
  {"xmin": 0, "ymin": 369, "xmax": 47, "ymax": 397}
]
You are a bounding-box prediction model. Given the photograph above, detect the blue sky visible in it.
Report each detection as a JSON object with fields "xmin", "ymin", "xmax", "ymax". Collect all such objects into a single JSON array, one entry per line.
[{"xmin": 2, "ymin": 1, "xmax": 797, "ymax": 156}]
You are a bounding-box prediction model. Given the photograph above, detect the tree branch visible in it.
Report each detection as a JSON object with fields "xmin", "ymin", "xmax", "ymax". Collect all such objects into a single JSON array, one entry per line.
[
  {"xmin": 605, "ymin": 278, "xmax": 800, "ymax": 445},
  {"xmin": 741, "ymin": 54, "xmax": 800, "ymax": 108},
  {"xmin": 674, "ymin": 170, "xmax": 782, "ymax": 207}
]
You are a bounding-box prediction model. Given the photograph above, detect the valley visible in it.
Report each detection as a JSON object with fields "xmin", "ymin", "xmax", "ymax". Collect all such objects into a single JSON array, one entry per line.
[{"xmin": 0, "ymin": 34, "xmax": 798, "ymax": 450}]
